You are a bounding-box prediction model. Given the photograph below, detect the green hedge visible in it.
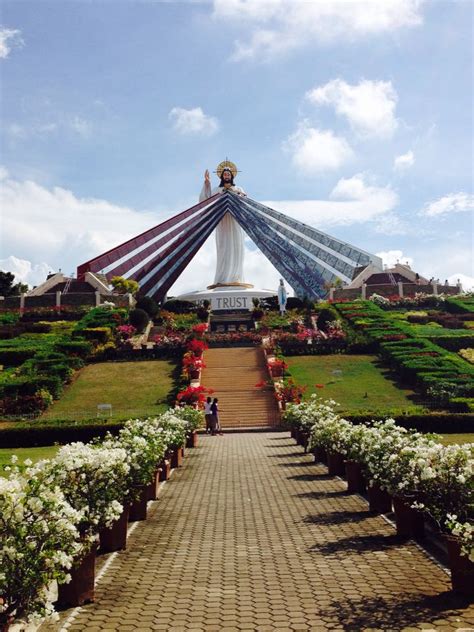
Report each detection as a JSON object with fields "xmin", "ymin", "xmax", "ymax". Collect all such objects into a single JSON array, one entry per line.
[
  {"xmin": 0, "ymin": 421, "xmax": 125, "ymax": 448},
  {"xmin": 0, "ymin": 375, "xmax": 63, "ymax": 399},
  {"xmin": 0, "ymin": 348, "xmax": 38, "ymax": 366},
  {"xmin": 54, "ymin": 339, "xmax": 92, "ymax": 357},
  {"xmin": 345, "ymin": 412, "xmax": 474, "ymax": 433},
  {"xmin": 445, "ymin": 296, "xmax": 474, "ymax": 314},
  {"xmin": 428, "ymin": 334, "xmax": 474, "ymax": 352}
]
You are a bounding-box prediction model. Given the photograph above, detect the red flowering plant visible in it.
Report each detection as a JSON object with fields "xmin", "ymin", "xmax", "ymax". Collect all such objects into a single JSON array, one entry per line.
[
  {"xmin": 296, "ymin": 326, "xmax": 314, "ymax": 341},
  {"xmin": 191, "ymin": 322, "xmax": 208, "ymax": 336},
  {"xmin": 267, "ymin": 356, "xmax": 288, "ymax": 377},
  {"xmin": 117, "ymin": 324, "xmax": 137, "ymax": 340},
  {"xmin": 182, "ymin": 351, "xmax": 206, "ymax": 379},
  {"xmin": 186, "ymin": 338, "xmax": 209, "ymax": 357},
  {"xmin": 267, "ymin": 357, "xmax": 288, "ymax": 370},
  {"xmin": 176, "ymin": 385, "xmax": 214, "ymax": 407},
  {"xmin": 254, "ymin": 379, "xmax": 273, "ymax": 390},
  {"xmin": 275, "ymin": 378, "xmax": 306, "ymax": 406},
  {"xmin": 326, "ymin": 321, "xmax": 346, "ymax": 339}
]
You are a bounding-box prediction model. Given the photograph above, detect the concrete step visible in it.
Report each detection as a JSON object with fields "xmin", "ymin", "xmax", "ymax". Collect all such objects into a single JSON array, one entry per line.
[{"xmin": 201, "ymin": 346, "xmax": 279, "ymax": 428}]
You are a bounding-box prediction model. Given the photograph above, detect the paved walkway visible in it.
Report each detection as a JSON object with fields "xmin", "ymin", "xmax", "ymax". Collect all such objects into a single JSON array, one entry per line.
[{"xmin": 45, "ymin": 433, "xmax": 474, "ymax": 632}]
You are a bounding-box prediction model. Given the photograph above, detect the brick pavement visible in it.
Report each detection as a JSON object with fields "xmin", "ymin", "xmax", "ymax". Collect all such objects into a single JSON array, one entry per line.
[{"xmin": 44, "ymin": 433, "xmax": 474, "ymax": 632}]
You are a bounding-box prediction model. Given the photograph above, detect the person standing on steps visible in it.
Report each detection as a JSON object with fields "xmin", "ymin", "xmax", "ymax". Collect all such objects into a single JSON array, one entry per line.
[
  {"xmin": 211, "ymin": 397, "xmax": 223, "ymax": 436},
  {"xmin": 204, "ymin": 396, "xmax": 213, "ymax": 434}
]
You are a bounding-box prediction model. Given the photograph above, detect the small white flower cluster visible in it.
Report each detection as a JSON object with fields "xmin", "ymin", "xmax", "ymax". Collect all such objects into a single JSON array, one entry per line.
[
  {"xmin": 285, "ymin": 396, "xmax": 473, "ymax": 559},
  {"xmin": 0, "ymin": 407, "xmax": 195, "ymax": 629},
  {"xmin": 447, "ymin": 515, "xmax": 474, "ymax": 562}
]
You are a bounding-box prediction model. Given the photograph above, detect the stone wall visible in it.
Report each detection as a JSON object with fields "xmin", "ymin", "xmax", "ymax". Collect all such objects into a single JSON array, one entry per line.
[
  {"xmin": 332, "ymin": 283, "xmax": 461, "ymax": 301},
  {"xmin": 0, "ymin": 292, "xmax": 130, "ymax": 312}
]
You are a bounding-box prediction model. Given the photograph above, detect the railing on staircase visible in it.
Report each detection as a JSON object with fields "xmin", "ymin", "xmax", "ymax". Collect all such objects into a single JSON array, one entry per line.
[{"xmin": 63, "ymin": 278, "xmax": 72, "ymax": 294}]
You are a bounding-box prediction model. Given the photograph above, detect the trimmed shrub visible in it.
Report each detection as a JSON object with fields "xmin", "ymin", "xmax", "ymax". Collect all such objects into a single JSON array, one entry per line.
[
  {"xmin": 0, "ymin": 348, "xmax": 37, "ymax": 367},
  {"xmin": 445, "ymin": 296, "xmax": 474, "ymax": 314},
  {"xmin": 77, "ymin": 326, "xmax": 112, "ymax": 344},
  {"xmin": 0, "ymin": 421, "xmax": 125, "ymax": 447},
  {"xmin": 161, "ymin": 299, "xmax": 196, "ymax": 314},
  {"xmin": 54, "ymin": 339, "xmax": 92, "ymax": 358},
  {"xmin": 0, "ymin": 375, "xmax": 63, "ymax": 399},
  {"xmin": 345, "ymin": 411, "xmax": 474, "ymax": 434},
  {"xmin": 135, "ymin": 295, "xmax": 159, "ymax": 318},
  {"xmin": 316, "ymin": 307, "xmax": 339, "ymax": 332},
  {"xmin": 429, "ymin": 334, "xmax": 474, "ymax": 352},
  {"xmin": 128, "ymin": 308, "xmax": 150, "ymax": 333}
]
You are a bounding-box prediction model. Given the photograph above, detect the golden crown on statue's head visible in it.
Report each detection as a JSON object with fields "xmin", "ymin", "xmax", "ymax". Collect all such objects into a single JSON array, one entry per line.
[{"xmin": 215, "ymin": 159, "xmax": 239, "ymax": 179}]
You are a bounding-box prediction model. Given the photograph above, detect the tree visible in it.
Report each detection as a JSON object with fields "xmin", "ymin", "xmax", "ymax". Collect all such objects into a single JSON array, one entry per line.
[
  {"xmin": 0, "ymin": 271, "xmax": 28, "ymax": 296},
  {"xmin": 110, "ymin": 276, "xmax": 139, "ymax": 296}
]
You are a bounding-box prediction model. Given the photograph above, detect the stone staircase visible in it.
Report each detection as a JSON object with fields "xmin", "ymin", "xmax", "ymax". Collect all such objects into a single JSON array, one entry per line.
[{"xmin": 200, "ymin": 347, "xmax": 281, "ymax": 429}]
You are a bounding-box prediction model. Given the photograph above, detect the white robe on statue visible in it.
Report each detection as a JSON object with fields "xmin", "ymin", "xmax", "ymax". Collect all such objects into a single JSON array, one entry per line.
[{"xmin": 199, "ymin": 182, "xmax": 246, "ymax": 285}]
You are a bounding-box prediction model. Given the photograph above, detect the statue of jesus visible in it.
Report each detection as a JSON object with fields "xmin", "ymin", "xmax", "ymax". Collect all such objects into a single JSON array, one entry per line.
[{"xmin": 199, "ymin": 160, "xmax": 246, "ymax": 286}]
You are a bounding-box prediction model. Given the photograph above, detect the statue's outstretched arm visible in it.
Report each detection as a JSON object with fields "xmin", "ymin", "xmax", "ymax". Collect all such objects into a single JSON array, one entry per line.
[{"xmin": 199, "ymin": 169, "xmax": 212, "ymax": 202}]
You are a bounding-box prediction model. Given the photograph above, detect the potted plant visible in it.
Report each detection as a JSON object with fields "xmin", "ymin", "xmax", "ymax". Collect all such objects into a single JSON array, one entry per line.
[
  {"xmin": 267, "ymin": 356, "xmax": 288, "ymax": 378},
  {"xmin": 182, "ymin": 351, "xmax": 206, "ymax": 381},
  {"xmin": 45, "ymin": 443, "xmax": 130, "ymax": 607},
  {"xmin": 0, "ymin": 460, "xmax": 83, "ymax": 630}
]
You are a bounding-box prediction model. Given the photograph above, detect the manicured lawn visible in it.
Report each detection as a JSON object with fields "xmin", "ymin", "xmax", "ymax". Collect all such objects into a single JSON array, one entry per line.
[
  {"xmin": 0, "ymin": 446, "xmax": 59, "ymax": 475},
  {"xmin": 285, "ymin": 354, "xmax": 417, "ymax": 412},
  {"xmin": 41, "ymin": 360, "xmax": 177, "ymax": 421},
  {"xmin": 439, "ymin": 434, "xmax": 474, "ymax": 445}
]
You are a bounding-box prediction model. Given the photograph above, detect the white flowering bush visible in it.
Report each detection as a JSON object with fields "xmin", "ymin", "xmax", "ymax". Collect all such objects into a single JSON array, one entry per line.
[
  {"xmin": 413, "ymin": 443, "xmax": 473, "ymax": 532},
  {"xmin": 35, "ymin": 442, "xmax": 131, "ymax": 538},
  {"xmin": 157, "ymin": 410, "xmax": 189, "ymax": 447},
  {"xmin": 287, "ymin": 396, "xmax": 474, "ymax": 559},
  {"xmin": 309, "ymin": 416, "xmax": 353, "ymax": 454},
  {"xmin": 0, "ymin": 463, "xmax": 83, "ymax": 628},
  {"xmin": 107, "ymin": 419, "xmax": 167, "ymax": 490},
  {"xmin": 446, "ymin": 516, "xmax": 474, "ymax": 562},
  {"xmin": 172, "ymin": 405, "xmax": 203, "ymax": 431},
  {"xmin": 285, "ymin": 395, "xmax": 339, "ymax": 433}
]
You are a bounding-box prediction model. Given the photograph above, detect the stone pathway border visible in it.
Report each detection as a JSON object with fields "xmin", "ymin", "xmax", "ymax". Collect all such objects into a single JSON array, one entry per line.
[{"xmin": 42, "ymin": 433, "xmax": 474, "ymax": 631}]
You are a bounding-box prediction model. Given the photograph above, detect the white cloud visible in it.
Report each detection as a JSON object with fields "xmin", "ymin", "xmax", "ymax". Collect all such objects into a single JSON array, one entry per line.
[
  {"xmin": 420, "ymin": 192, "xmax": 474, "ymax": 217},
  {"xmin": 375, "ymin": 249, "xmax": 414, "ymax": 268},
  {"xmin": 448, "ymin": 274, "xmax": 473, "ymax": 292},
  {"xmin": 394, "ymin": 150, "xmax": 415, "ymax": 170},
  {"xmin": 70, "ymin": 116, "xmax": 92, "ymax": 137},
  {"xmin": 264, "ymin": 173, "xmax": 398, "ymax": 228},
  {"xmin": 169, "ymin": 107, "xmax": 219, "ymax": 137},
  {"xmin": 373, "ymin": 213, "xmax": 408, "ymax": 235},
  {"xmin": 6, "ymin": 123, "xmax": 27, "ymax": 139},
  {"xmin": 0, "ymin": 173, "xmax": 158, "ymax": 277},
  {"xmin": 212, "ymin": 0, "xmax": 424, "ymax": 61},
  {"xmin": 307, "ymin": 79, "xmax": 398, "ymax": 138},
  {"xmin": 0, "ymin": 28, "xmax": 23, "ymax": 59},
  {"xmin": 0, "ymin": 166, "xmax": 9, "ymax": 180},
  {"xmin": 6, "ymin": 118, "xmax": 87, "ymax": 141},
  {"xmin": 0, "ymin": 256, "xmax": 52, "ymax": 289},
  {"xmin": 284, "ymin": 121, "xmax": 354, "ymax": 173}
]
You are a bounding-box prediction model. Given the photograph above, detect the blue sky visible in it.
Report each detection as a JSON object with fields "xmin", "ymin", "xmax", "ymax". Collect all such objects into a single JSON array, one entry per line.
[{"xmin": 1, "ymin": 0, "xmax": 473, "ymax": 294}]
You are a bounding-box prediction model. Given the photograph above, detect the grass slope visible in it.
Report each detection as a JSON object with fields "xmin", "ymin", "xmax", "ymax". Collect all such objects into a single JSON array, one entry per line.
[
  {"xmin": 286, "ymin": 354, "xmax": 417, "ymax": 412},
  {"xmin": 41, "ymin": 360, "xmax": 177, "ymax": 421},
  {"xmin": 0, "ymin": 446, "xmax": 59, "ymax": 475}
]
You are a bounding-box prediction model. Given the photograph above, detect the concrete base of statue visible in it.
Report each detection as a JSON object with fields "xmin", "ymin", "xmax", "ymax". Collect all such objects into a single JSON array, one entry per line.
[{"xmin": 177, "ymin": 284, "xmax": 276, "ymax": 311}]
